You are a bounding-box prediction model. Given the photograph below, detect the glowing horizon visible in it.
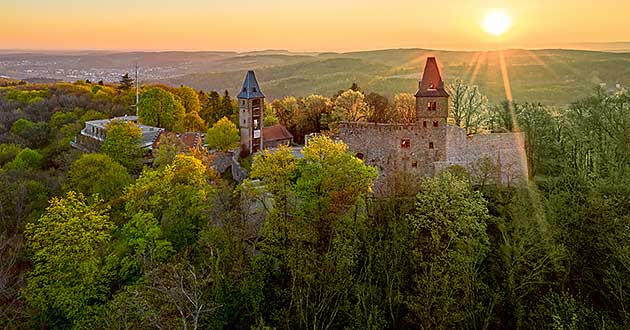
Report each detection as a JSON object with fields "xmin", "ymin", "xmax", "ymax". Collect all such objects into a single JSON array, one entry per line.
[{"xmin": 1, "ymin": 0, "xmax": 629, "ymax": 52}]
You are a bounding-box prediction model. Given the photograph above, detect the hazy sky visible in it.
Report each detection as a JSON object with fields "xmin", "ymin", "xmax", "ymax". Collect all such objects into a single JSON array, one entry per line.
[{"xmin": 1, "ymin": 0, "xmax": 628, "ymax": 51}]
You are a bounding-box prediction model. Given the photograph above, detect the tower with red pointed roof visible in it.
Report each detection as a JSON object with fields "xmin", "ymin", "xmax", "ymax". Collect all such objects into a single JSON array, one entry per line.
[{"xmin": 415, "ymin": 57, "xmax": 449, "ymax": 128}]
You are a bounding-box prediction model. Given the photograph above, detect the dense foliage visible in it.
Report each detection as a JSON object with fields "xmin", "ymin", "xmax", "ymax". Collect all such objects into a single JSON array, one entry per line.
[{"xmin": 0, "ymin": 77, "xmax": 629, "ymax": 330}]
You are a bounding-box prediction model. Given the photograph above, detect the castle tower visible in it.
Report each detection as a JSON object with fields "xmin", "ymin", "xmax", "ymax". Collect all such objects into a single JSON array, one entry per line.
[
  {"xmin": 415, "ymin": 57, "xmax": 449, "ymax": 161},
  {"xmin": 415, "ymin": 57, "xmax": 449, "ymax": 122},
  {"xmin": 237, "ymin": 70, "xmax": 265, "ymax": 154}
]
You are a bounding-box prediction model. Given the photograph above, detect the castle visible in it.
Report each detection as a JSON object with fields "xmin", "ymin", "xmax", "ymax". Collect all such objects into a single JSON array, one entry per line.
[
  {"xmin": 338, "ymin": 57, "xmax": 528, "ymax": 191},
  {"xmin": 234, "ymin": 57, "xmax": 527, "ymax": 190}
]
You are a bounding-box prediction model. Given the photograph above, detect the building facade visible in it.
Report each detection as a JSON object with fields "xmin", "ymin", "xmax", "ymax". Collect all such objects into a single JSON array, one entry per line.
[
  {"xmin": 237, "ymin": 70, "xmax": 295, "ymax": 153},
  {"xmin": 237, "ymin": 70, "xmax": 265, "ymax": 154},
  {"xmin": 339, "ymin": 57, "xmax": 528, "ymax": 191},
  {"xmin": 71, "ymin": 115, "xmax": 163, "ymax": 152}
]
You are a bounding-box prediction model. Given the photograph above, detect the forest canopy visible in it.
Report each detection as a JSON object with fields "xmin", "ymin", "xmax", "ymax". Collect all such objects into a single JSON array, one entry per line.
[{"xmin": 0, "ymin": 77, "xmax": 629, "ymax": 329}]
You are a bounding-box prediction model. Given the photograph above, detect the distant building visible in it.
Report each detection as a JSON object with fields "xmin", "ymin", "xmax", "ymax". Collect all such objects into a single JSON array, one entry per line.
[
  {"xmin": 71, "ymin": 115, "xmax": 163, "ymax": 152},
  {"xmin": 338, "ymin": 57, "xmax": 528, "ymax": 192}
]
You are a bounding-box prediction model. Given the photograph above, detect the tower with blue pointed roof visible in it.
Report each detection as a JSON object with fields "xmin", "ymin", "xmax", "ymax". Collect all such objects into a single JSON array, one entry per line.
[{"xmin": 237, "ymin": 70, "xmax": 265, "ymax": 154}]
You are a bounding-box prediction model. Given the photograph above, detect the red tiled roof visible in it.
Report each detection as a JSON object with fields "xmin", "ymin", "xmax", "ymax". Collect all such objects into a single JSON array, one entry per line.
[
  {"xmin": 415, "ymin": 57, "xmax": 449, "ymax": 98},
  {"xmin": 179, "ymin": 132, "xmax": 203, "ymax": 149},
  {"xmin": 152, "ymin": 132, "xmax": 204, "ymax": 150},
  {"xmin": 263, "ymin": 124, "xmax": 293, "ymax": 142}
]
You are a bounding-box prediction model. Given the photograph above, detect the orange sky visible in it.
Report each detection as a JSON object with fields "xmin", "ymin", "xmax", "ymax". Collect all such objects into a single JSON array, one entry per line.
[{"xmin": 1, "ymin": 0, "xmax": 628, "ymax": 51}]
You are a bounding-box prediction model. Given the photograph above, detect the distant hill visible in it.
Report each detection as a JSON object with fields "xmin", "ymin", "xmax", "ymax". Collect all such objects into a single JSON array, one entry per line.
[
  {"xmin": 164, "ymin": 48, "xmax": 630, "ymax": 105},
  {"xmin": 3, "ymin": 48, "xmax": 630, "ymax": 105},
  {"xmin": 564, "ymin": 42, "xmax": 630, "ymax": 52}
]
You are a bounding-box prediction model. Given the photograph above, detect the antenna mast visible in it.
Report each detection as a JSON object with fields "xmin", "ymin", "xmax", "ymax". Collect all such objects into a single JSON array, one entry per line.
[{"xmin": 135, "ymin": 63, "xmax": 139, "ymax": 117}]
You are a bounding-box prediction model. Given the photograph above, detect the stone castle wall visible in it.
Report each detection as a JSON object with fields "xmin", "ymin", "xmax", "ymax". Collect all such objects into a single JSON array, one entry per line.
[
  {"xmin": 338, "ymin": 122, "xmax": 528, "ymax": 189},
  {"xmin": 339, "ymin": 122, "xmax": 447, "ymax": 189},
  {"xmin": 438, "ymin": 125, "xmax": 528, "ymax": 185}
]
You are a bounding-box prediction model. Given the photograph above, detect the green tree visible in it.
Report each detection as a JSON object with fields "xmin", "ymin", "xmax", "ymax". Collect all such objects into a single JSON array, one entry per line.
[
  {"xmin": 489, "ymin": 100, "xmax": 520, "ymax": 132},
  {"xmin": 406, "ymin": 170, "xmax": 490, "ymax": 329},
  {"xmin": 183, "ymin": 111, "xmax": 207, "ymax": 132},
  {"xmin": 0, "ymin": 143, "xmax": 22, "ymax": 166},
  {"xmin": 152, "ymin": 132, "xmax": 187, "ymax": 168},
  {"xmin": 331, "ymin": 90, "xmax": 370, "ymax": 130},
  {"xmin": 177, "ymin": 86, "xmax": 201, "ymax": 114},
  {"xmin": 64, "ymin": 153, "xmax": 133, "ymax": 201},
  {"xmin": 201, "ymin": 91, "xmax": 221, "ymax": 125},
  {"xmin": 295, "ymin": 94, "xmax": 330, "ymax": 141},
  {"xmin": 5, "ymin": 148, "xmax": 43, "ymax": 171},
  {"xmin": 117, "ymin": 211, "xmax": 174, "ymax": 281},
  {"xmin": 118, "ymin": 73, "xmax": 134, "ymax": 91},
  {"xmin": 18, "ymin": 122, "xmax": 52, "ymax": 149},
  {"xmin": 251, "ymin": 136, "xmax": 378, "ymax": 329},
  {"xmin": 101, "ymin": 120, "xmax": 144, "ymax": 171},
  {"xmin": 366, "ymin": 92, "xmax": 390, "ymax": 123},
  {"xmin": 124, "ymin": 154, "xmax": 215, "ymax": 250},
  {"xmin": 138, "ymin": 87, "xmax": 185, "ymax": 132},
  {"xmin": 480, "ymin": 187, "xmax": 566, "ymax": 329},
  {"xmin": 10, "ymin": 118, "xmax": 34, "ymax": 135},
  {"xmin": 220, "ymin": 90, "xmax": 235, "ymax": 121},
  {"xmin": 516, "ymin": 103, "xmax": 560, "ymax": 177},
  {"xmin": 23, "ymin": 192, "xmax": 114, "ymax": 326},
  {"xmin": 270, "ymin": 96, "xmax": 299, "ymax": 129},
  {"xmin": 392, "ymin": 93, "xmax": 416, "ymax": 123},
  {"xmin": 204, "ymin": 117, "xmax": 239, "ymax": 152}
]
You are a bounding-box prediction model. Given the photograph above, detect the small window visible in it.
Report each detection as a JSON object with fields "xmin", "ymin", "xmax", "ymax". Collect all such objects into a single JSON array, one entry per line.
[
  {"xmin": 429, "ymin": 83, "xmax": 434, "ymax": 89},
  {"xmin": 412, "ymin": 160, "xmax": 418, "ymax": 168},
  {"xmin": 429, "ymin": 142, "xmax": 434, "ymax": 149},
  {"xmin": 431, "ymin": 102, "xmax": 437, "ymax": 111},
  {"xmin": 242, "ymin": 87, "xmax": 246, "ymax": 92},
  {"xmin": 427, "ymin": 102, "xmax": 432, "ymax": 111},
  {"xmin": 252, "ymin": 87, "xmax": 257, "ymax": 92},
  {"xmin": 401, "ymin": 138, "xmax": 411, "ymax": 149},
  {"xmin": 356, "ymin": 153, "xmax": 364, "ymax": 160},
  {"xmin": 433, "ymin": 121, "xmax": 439, "ymax": 127},
  {"xmin": 423, "ymin": 121, "xmax": 427, "ymax": 128}
]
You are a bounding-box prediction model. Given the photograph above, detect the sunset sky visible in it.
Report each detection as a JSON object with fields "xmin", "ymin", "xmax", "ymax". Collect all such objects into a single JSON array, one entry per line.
[{"xmin": 1, "ymin": 0, "xmax": 628, "ymax": 52}]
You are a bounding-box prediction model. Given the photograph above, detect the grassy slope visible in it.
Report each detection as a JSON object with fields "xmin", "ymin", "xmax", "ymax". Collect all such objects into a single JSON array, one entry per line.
[{"xmin": 164, "ymin": 49, "xmax": 630, "ymax": 105}]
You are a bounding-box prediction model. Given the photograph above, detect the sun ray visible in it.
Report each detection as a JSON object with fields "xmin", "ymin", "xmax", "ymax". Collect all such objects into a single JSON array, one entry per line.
[
  {"xmin": 498, "ymin": 50, "xmax": 529, "ymax": 181},
  {"xmin": 468, "ymin": 52, "xmax": 487, "ymax": 85},
  {"xmin": 498, "ymin": 50, "xmax": 513, "ymax": 103},
  {"xmin": 522, "ymin": 49, "xmax": 559, "ymax": 79}
]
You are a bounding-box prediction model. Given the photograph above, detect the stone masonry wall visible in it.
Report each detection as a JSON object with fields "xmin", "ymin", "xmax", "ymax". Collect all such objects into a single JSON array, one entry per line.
[
  {"xmin": 339, "ymin": 121, "xmax": 447, "ymax": 189},
  {"xmin": 339, "ymin": 122, "xmax": 528, "ymax": 190},
  {"xmin": 436, "ymin": 125, "xmax": 529, "ymax": 185}
]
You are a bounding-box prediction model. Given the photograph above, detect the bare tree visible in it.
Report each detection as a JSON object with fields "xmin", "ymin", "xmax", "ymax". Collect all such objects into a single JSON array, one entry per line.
[{"xmin": 447, "ymin": 80, "xmax": 488, "ymax": 134}]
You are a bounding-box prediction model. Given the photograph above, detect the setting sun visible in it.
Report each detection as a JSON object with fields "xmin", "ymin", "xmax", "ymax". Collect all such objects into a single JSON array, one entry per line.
[{"xmin": 483, "ymin": 10, "xmax": 512, "ymax": 36}]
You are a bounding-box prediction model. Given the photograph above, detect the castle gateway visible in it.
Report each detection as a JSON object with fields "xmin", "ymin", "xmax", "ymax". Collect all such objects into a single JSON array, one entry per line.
[{"xmin": 338, "ymin": 57, "xmax": 528, "ymax": 192}]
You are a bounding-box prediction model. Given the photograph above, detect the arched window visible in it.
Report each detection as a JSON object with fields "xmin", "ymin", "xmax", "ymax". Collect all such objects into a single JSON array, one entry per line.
[{"xmin": 356, "ymin": 152, "xmax": 364, "ymax": 160}]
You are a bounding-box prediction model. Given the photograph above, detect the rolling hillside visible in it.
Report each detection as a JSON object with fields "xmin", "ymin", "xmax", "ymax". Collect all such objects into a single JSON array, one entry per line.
[{"xmin": 164, "ymin": 48, "xmax": 630, "ymax": 105}]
